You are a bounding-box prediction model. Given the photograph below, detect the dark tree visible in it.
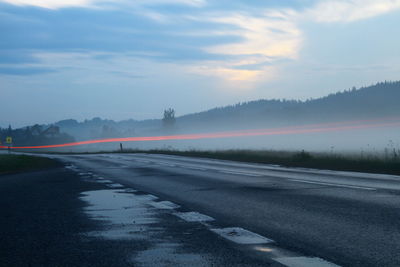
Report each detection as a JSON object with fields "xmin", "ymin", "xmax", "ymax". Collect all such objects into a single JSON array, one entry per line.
[{"xmin": 162, "ymin": 108, "xmax": 176, "ymax": 128}]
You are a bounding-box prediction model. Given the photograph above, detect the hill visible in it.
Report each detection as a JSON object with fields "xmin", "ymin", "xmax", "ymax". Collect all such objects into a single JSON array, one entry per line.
[
  {"xmin": 177, "ymin": 81, "xmax": 400, "ymax": 131},
  {"xmin": 4, "ymin": 81, "xmax": 399, "ymax": 144}
]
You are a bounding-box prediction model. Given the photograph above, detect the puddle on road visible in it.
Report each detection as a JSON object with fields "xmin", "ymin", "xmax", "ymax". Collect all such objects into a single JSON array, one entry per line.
[
  {"xmin": 77, "ymin": 170, "xmax": 222, "ymax": 266},
  {"xmin": 80, "ymin": 189, "xmax": 158, "ymax": 240},
  {"xmin": 134, "ymin": 242, "xmax": 210, "ymax": 267}
]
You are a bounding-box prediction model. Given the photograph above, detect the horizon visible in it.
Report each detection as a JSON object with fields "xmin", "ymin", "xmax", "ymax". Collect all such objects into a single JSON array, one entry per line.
[{"xmin": 3, "ymin": 80, "xmax": 397, "ymax": 128}]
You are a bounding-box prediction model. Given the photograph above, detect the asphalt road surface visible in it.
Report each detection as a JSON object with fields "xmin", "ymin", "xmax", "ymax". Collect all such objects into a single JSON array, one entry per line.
[
  {"xmin": 0, "ymin": 164, "xmax": 271, "ymax": 267},
  {"xmin": 36, "ymin": 153, "xmax": 400, "ymax": 266}
]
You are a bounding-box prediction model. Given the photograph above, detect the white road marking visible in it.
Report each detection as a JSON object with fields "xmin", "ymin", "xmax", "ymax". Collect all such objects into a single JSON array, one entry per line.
[
  {"xmin": 219, "ymin": 170, "xmax": 263, "ymax": 177},
  {"xmin": 95, "ymin": 179, "xmax": 114, "ymax": 184},
  {"xmin": 211, "ymin": 227, "xmax": 273, "ymax": 244},
  {"xmin": 158, "ymin": 162, "xmax": 176, "ymax": 167},
  {"xmin": 185, "ymin": 166, "xmax": 207, "ymax": 171},
  {"xmin": 150, "ymin": 201, "xmax": 180, "ymax": 210},
  {"xmin": 136, "ymin": 160, "xmax": 151, "ymax": 164},
  {"xmin": 275, "ymin": 256, "xmax": 340, "ymax": 267},
  {"xmin": 107, "ymin": 183, "xmax": 125, "ymax": 188},
  {"xmin": 65, "ymin": 165, "xmax": 77, "ymax": 170},
  {"xmin": 123, "ymin": 188, "xmax": 138, "ymax": 193},
  {"xmin": 135, "ymin": 194, "xmax": 159, "ymax": 201},
  {"xmin": 174, "ymin": 212, "xmax": 215, "ymax": 222},
  {"xmin": 288, "ymin": 179, "xmax": 376, "ymax": 191}
]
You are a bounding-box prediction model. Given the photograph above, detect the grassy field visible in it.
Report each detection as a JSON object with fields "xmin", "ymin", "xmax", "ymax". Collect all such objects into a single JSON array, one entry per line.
[
  {"xmin": 119, "ymin": 149, "xmax": 400, "ymax": 176},
  {"xmin": 0, "ymin": 154, "xmax": 59, "ymax": 174}
]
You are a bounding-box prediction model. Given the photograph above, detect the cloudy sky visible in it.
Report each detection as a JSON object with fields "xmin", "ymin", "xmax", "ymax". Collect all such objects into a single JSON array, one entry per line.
[{"xmin": 1, "ymin": 0, "xmax": 400, "ymax": 127}]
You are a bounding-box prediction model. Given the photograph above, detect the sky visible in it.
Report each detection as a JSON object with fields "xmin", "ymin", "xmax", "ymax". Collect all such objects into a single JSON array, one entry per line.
[{"xmin": 1, "ymin": 0, "xmax": 400, "ymax": 128}]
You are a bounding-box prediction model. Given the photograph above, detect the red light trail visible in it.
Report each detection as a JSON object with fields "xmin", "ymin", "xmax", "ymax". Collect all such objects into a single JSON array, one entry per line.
[{"xmin": 1, "ymin": 118, "xmax": 400, "ymax": 150}]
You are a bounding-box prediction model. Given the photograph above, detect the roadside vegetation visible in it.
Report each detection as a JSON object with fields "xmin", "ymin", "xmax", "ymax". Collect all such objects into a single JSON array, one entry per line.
[
  {"xmin": 118, "ymin": 148, "xmax": 400, "ymax": 176},
  {"xmin": 0, "ymin": 154, "xmax": 59, "ymax": 174}
]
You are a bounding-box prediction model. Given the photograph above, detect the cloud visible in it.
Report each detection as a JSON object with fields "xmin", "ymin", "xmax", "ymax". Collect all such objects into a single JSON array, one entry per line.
[
  {"xmin": 305, "ymin": 0, "xmax": 400, "ymax": 23},
  {"xmin": 133, "ymin": 0, "xmax": 206, "ymax": 7},
  {"xmin": 0, "ymin": 0, "xmax": 93, "ymax": 9},
  {"xmin": 0, "ymin": 0, "xmax": 206, "ymax": 9},
  {"xmin": 205, "ymin": 12, "xmax": 301, "ymax": 58},
  {"xmin": 1, "ymin": 0, "xmax": 399, "ymax": 86},
  {"xmin": 0, "ymin": 2, "xmax": 301, "ymax": 85},
  {"xmin": 180, "ymin": 10, "xmax": 302, "ymax": 83}
]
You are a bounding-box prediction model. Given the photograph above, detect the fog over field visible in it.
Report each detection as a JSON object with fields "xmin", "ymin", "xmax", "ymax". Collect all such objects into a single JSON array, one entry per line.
[{"xmin": 3, "ymin": 81, "xmax": 398, "ymax": 155}]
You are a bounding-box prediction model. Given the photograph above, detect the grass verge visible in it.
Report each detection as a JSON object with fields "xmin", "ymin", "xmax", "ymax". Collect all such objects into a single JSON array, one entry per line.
[{"xmin": 0, "ymin": 154, "xmax": 60, "ymax": 174}]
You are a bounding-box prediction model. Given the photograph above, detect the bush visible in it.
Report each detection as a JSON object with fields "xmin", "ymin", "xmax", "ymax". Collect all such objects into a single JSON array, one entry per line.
[{"xmin": 292, "ymin": 150, "xmax": 313, "ymax": 162}]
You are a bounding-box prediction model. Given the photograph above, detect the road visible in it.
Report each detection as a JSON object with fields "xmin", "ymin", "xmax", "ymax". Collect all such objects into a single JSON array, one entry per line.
[{"xmin": 48, "ymin": 153, "xmax": 400, "ymax": 266}]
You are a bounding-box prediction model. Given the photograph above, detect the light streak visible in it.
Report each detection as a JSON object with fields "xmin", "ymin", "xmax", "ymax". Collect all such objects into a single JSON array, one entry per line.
[{"xmin": 1, "ymin": 119, "xmax": 400, "ymax": 150}]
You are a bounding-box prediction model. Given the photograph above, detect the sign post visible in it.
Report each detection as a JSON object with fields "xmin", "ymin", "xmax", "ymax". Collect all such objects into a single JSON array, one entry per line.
[{"xmin": 6, "ymin": 136, "xmax": 12, "ymax": 154}]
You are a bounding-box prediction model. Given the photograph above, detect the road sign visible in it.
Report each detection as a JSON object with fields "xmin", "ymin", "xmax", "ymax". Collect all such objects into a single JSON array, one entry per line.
[{"xmin": 6, "ymin": 137, "xmax": 12, "ymax": 144}]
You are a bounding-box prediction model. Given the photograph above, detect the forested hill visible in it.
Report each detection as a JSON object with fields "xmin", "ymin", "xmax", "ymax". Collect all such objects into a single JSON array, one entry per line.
[
  {"xmin": 9, "ymin": 81, "xmax": 398, "ymax": 143},
  {"xmin": 177, "ymin": 81, "xmax": 400, "ymax": 130}
]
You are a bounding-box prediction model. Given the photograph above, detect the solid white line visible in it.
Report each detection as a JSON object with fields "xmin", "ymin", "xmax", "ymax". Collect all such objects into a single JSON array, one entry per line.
[
  {"xmin": 211, "ymin": 227, "xmax": 273, "ymax": 244},
  {"xmin": 220, "ymin": 170, "xmax": 263, "ymax": 177},
  {"xmin": 137, "ymin": 160, "xmax": 150, "ymax": 163},
  {"xmin": 158, "ymin": 163, "xmax": 176, "ymax": 167},
  {"xmin": 287, "ymin": 179, "xmax": 376, "ymax": 191},
  {"xmin": 184, "ymin": 166, "xmax": 207, "ymax": 171},
  {"xmin": 275, "ymin": 256, "xmax": 340, "ymax": 267}
]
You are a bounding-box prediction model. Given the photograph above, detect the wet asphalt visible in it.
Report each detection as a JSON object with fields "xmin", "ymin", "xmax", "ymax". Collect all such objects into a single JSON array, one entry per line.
[
  {"xmin": 0, "ymin": 166, "xmax": 272, "ymax": 267},
  {"xmin": 48, "ymin": 153, "xmax": 400, "ymax": 267}
]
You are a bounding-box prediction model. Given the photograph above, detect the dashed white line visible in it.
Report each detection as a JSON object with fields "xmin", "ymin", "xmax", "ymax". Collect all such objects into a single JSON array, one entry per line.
[
  {"xmin": 95, "ymin": 179, "xmax": 114, "ymax": 184},
  {"xmin": 136, "ymin": 194, "xmax": 159, "ymax": 201},
  {"xmin": 77, "ymin": 164, "xmax": 341, "ymax": 266},
  {"xmin": 211, "ymin": 227, "xmax": 273, "ymax": 244},
  {"xmin": 150, "ymin": 201, "xmax": 180, "ymax": 210},
  {"xmin": 107, "ymin": 183, "xmax": 125, "ymax": 188},
  {"xmin": 174, "ymin": 211, "xmax": 215, "ymax": 222},
  {"xmin": 123, "ymin": 188, "xmax": 138, "ymax": 193}
]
